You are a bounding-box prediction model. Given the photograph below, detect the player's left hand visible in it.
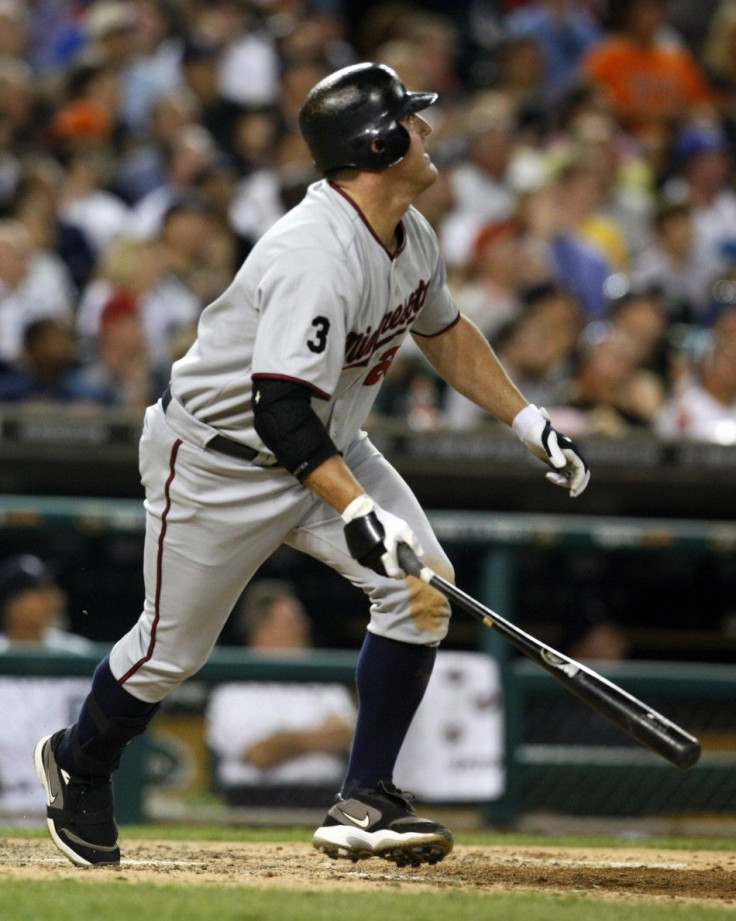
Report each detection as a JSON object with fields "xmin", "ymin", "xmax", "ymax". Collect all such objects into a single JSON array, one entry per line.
[{"xmin": 512, "ymin": 404, "xmax": 590, "ymax": 498}]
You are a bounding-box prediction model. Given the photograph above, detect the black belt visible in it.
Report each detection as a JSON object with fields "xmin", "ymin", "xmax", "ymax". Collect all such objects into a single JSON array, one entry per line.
[{"xmin": 161, "ymin": 386, "xmax": 264, "ymax": 464}]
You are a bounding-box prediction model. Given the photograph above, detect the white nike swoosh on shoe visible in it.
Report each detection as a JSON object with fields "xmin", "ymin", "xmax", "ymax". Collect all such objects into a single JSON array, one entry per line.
[
  {"xmin": 49, "ymin": 768, "xmax": 71, "ymax": 804},
  {"xmin": 339, "ymin": 810, "xmax": 371, "ymax": 828}
]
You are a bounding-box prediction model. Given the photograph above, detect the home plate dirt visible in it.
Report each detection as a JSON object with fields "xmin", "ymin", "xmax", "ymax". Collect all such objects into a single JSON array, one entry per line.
[{"xmin": 2, "ymin": 838, "xmax": 735, "ymax": 903}]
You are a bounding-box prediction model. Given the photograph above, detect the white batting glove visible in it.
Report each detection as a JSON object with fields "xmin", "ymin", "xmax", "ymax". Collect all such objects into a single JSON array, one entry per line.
[
  {"xmin": 341, "ymin": 495, "xmax": 424, "ymax": 579},
  {"xmin": 512, "ymin": 404, "xmax": 590, "ymax": 498}
]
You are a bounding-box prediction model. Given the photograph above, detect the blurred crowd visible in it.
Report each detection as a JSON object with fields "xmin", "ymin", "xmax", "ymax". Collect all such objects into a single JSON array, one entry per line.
[{"xmin": 0, "ymin": 0, "xmax": 735, "ymax": 442}]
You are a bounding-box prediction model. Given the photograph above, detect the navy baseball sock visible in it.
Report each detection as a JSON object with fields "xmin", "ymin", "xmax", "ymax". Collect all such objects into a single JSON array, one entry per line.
[
  {"xmin": 342, "ymin": 633, "xmax": 436, "ymax": 794},
  {"xmin": 55, "ymin": 655, "xmax": 159, "ymax": 778}
]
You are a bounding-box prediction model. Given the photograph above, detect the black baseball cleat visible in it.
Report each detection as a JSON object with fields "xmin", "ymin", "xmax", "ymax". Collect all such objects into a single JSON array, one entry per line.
[
  {"xmin": 312, "ymin": 780, "xmax": 453, "ymax": 867},
  {"xmin": 33, "ymin": 731, "xmax": 120, "ymax": 867}
]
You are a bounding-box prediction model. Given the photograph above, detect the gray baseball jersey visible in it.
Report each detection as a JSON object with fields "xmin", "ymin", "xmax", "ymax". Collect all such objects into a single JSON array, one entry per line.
[
  {"xmin": 109, "ymin": 179, "xmax": 459, "ymax": 702},
  {"xmin": 170, "ymin": 179, "xmax": 459, "ymax": 452}
]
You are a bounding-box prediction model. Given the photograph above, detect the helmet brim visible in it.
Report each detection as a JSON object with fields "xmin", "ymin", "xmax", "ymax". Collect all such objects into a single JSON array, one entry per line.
[{"xmin": 400, "ymin": 91, "xmax": 438, "ymax": 116}]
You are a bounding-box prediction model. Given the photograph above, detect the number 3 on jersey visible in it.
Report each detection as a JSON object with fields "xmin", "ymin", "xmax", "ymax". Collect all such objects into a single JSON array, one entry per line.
[
  {"xmin": 364, "ymin": 346, "xmax": 399, "ymax": 385},
  {"xmin": 307, "ymin": 316, "xmax": 330, "ymax": 353}
]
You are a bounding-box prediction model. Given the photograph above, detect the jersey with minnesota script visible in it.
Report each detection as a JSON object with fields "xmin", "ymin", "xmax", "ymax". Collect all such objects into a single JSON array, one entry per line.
[{"xmin": 171, "ymin": 179, "xmax": 459, "ymax": 457}]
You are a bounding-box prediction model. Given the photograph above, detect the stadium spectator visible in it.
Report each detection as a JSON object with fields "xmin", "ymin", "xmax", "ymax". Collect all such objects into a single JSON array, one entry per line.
[
  {"xmin": 488, "ymin": 33, "xmax": 548, "ymax": 116},
  {"xmin": 129, "ymin": 123, "xmax": 218, "ymax": 239},
  {"xmin": 505, "ymin": 0, "xmax": 602, "ymax": 101},
  {"xmin": 55, "ymin": 145, "xmax": 132, "ymax": 262},
  {"xmin": 71, "ymin": 290, "xmax": 162, "ymax": 409},
  {"xmin": 212, "ymin": 1, "xmax": 280, "ymax": 109},
  {"xmin": 178, "ymin": 37, "xmax": 243, "ymax": 156},
  {"xmin": 0, "ymin": 219, "xmax": 71, "ymax": 364},
  {"xmin": 75, "ymin": 235, "xmax": 167, "ymax": 356},
  {"xmin": 229, "ymin": 127, "xmax": 315, "ymax": 243},
  {"xmin": 0, "ymin": 553, "xmax": 92, "ymax": 653},
  {"xmin": 607, "ymin": 288, "xmax": 670, "ymax": 380},
  {"xmin": 440, "ymin": 92, "xmax": 518, "ymax": 270},
  {"xmin": 553, "ymin": 155, "xmax": 630, "ymax": 271},
  {"xmin": 0, "ymin": 552, "xmax": 91, "ymax": 815},
  {"xmin": 206, "ymin": 580, "xmax": 356, "ymax": 808},
  {"xmin": 702, "ymin": 0, "xmax": 736, "ymax": 87},
  {"xmin": 134, "ymin": 199, "xmax": 215, "ymax": 373},
  {"xmin": 655, "ymin": 307, "xmax": 736, "ymax": 442},
  {"xmin": 633, "ymin": 199, "xmax": 720, "ymax": 322},
  {"xmin": 582, "ymin": 0, "xmax": 713, "ymax": 140},
  {"xmin": 0, "ymin": 0, "xmax": 29, "ymax": 61},
  {"xmin": 516, "ymin": 167, "xmax": 614, "ymax": 320},
  {"xmin": 229, "ymin": 105, "xmax": 280, "ymax": 176},
  {"xmin": 452, "ymin": 217, "xmax": 528, "ymax": 340},
  {"xmin": 11, "ymin": 158, "xmax": 97, "ymax": 294},
  {"xmin": 0, "ymin": 316, "xmax": 107, "ymax": 404},
  {"xmin": 663, "ymin": 120, "xmax": 736, "ymax": 282},
  {"xmin": 552, "ymin": 321, "xmax": 664, "ymax": 436},
  {"xmin": 73, "ymin": 195, "xmax": 224, "ymax": 380},
  {"xmin": 445, "ymin": 283, "xmax": 581, "ymax": 429},
  {"xmin": 114, "ymin": 0, "xmax": 183, "ymax": 138},
  {"xmin": 112, "ymin": 88, "xmax": 201, "ymax": 205}
]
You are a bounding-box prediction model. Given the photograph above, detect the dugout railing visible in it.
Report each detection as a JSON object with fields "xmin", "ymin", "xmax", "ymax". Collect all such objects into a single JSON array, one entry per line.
[
  {"xmin": 2, "ymin": 646, "xmax": 735, "ymax": 825},
  {"xmin": 1, "ymin": 496, "xmax": 735, "ymax": 825}
]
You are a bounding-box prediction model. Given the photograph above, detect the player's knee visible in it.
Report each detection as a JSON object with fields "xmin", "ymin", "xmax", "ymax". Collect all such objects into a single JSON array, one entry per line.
[
  {"xmin": 147, "ymin": 654, "xmax": 208, "ymax": 696},
  {"xmin": 408, "ymin": 556, "xmax": 454, "ymax": 643},
  {"xmin": 413, "ymin": 584, "xmax": 451, "ymax": 641}
]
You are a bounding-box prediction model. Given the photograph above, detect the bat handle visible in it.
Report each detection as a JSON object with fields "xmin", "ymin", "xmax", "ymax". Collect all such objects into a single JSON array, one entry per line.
[{"xmin": 397, "ymin": 542, "xmax": 429, "ymax": 579}]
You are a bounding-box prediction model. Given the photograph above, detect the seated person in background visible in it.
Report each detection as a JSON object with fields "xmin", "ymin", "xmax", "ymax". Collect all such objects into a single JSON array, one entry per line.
[
  {"xmin": 0, "ymin": 554, "xmax": 93, "ymax": 654},
  {"xmin": 0, "ymin": 554, "xmax": 91, "ymax": 814},
  {"xmin": 205, "ymin": 580, "xmax": 356, "ymax": 808},
  {"xmin": 655, "ymin": 307, "xmax": 736, "ymax": 442},
  {"xmin": 71, "ymin": 290, "xmax": 165, "ymax": 410},
  {"xmin": 0, "ymin": 317, "xmax": 109, "ymax": 404},
  {"xmin": 444, "ymin": 284, "xmax": 582, "ymax": 429},
  {"xmin": 550, "ymin": 321, "xmax": 664, "ymax": 437}
]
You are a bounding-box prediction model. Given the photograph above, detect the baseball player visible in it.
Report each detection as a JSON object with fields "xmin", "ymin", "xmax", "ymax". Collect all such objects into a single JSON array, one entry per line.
[{"xmin": 34, "ymin": 63, "xmax": 589, "ymax": 869}]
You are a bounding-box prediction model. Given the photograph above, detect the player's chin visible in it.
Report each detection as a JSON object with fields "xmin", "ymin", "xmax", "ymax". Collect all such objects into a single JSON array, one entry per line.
[{"xmin": 419, "ymin": 158, "xmax": 439, "ymax": 187}]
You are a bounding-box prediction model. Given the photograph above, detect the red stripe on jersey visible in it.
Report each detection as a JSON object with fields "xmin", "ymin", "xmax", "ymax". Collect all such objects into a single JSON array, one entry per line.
[
  {"xmin": 411, "ymin": 311, "xmax": 461, "ymax": 338},
  {"xmin": 251, "ymin": 373, "xmax": 331, "ymax": 400},
  {"xmin": 118, "ymin": 438, "xmax": 182, "ymax": 686}
]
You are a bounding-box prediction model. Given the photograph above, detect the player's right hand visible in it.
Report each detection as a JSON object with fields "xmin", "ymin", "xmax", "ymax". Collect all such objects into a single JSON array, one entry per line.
[
  {"xmin": 341, "ymin": 495, "xmax": 423, "ymax": 579},
  {"xmin": 512, "ymin": 404, "xmax": 590, "ymax": 498}
]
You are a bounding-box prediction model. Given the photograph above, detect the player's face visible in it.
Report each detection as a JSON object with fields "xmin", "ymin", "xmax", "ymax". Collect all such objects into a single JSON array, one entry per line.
[{"xmin": 395, "ymin": 112, "xmax": 438, "ymax": 193}]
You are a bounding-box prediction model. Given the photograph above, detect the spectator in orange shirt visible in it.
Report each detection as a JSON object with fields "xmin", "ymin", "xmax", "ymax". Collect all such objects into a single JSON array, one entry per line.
[{"xmin": 583, "ymin": 0, "xmax": 713, "ymax": 139}]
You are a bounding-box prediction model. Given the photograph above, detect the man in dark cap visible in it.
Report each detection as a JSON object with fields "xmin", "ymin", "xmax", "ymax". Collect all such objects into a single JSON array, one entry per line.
[{"xmin": 0, "ymin": 554, "xmax": 91, "ymax": 653}]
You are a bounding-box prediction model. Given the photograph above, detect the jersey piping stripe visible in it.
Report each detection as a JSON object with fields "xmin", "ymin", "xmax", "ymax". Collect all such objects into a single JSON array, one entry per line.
[
  {"xmin": 118, "ymin": 438, "xmax": 182, "ymax": 686},
  {"xmin": 252, "ymin": 372, "xmax": 330, "ymax": 400},
  {"xmin": 411, "ymin": 311, "xmax": 461, "ymax": 338},
  {"xmin": 327, "ymin": 181, "xmax": 406, "ymax": 259}
]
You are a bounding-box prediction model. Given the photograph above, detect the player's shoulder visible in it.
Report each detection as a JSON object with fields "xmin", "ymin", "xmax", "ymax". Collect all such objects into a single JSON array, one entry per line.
[
  {"xmin": 263, "ymin": 180, "xmax": 363, "ymax": 260},
  {"xmin": 403, "ymin": 204, "xmax": 441, "ymax": 258}
]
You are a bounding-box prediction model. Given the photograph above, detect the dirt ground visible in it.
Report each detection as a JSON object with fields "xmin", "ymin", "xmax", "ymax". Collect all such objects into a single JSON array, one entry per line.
[{"xmin": 2, "ymin": 837, "xmax": 735, "ymax": 904}]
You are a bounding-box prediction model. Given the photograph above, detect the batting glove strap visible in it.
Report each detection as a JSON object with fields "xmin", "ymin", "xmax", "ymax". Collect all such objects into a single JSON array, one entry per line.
[
  {"xmin": 512, "ymin": 404, "xmax": 590, "ymax": 499},
  {"xmin": 344, "ymin": 510, "xmax": 389, "ymax": 576}
]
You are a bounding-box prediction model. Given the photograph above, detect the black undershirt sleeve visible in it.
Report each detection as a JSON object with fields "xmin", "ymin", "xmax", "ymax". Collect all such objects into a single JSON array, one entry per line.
[{"xmin": 252, "ymin": 376, "xmax": 340, "ymax": 482}]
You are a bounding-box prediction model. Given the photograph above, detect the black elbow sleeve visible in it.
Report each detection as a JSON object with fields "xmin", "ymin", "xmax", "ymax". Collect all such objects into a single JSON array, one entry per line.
[{"xmin": 252, "ymin": 376, "xmax": 339, "ymax": 481}]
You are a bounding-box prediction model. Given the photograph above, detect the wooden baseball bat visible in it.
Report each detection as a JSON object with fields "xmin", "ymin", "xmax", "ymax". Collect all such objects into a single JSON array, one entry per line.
[{"xmin": 397, "ymin": 544, "xmax": 701, "ymax": 769}]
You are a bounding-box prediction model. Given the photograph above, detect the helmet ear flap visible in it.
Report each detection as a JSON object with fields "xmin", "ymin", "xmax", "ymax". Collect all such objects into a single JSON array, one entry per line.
[{"xmin": 371, "ymin": 139, "xmax": 386, "ymax": 154}]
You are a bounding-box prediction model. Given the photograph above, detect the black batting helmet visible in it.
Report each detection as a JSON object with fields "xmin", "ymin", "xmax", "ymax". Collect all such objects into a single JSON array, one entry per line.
[{"xmin": 298, "ymin": 62, "xmax": 437, "ymax": 175}]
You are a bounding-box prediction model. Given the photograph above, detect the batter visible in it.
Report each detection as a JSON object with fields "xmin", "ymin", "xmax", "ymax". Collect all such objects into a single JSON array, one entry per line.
[{"xmin": 34, "ymin": 63, "xmax": 589, "ymax": 870}]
